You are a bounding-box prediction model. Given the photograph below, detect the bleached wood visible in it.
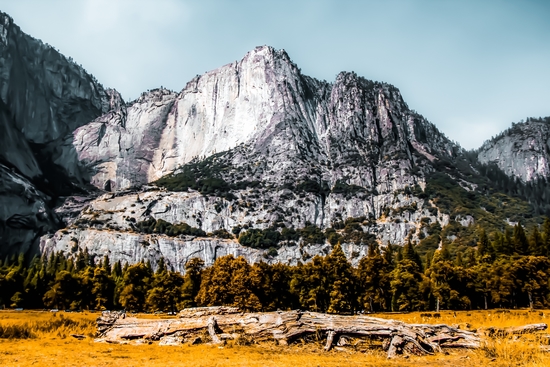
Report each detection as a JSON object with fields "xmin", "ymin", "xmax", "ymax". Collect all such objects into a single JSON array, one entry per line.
[{"xmin": 95, "ymin": 307, "xmax": 547, "ymax": 358}]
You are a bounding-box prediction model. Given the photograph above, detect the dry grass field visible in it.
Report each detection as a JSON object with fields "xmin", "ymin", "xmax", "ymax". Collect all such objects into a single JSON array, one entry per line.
[{"xmin": 1, "ymin": 309, "xmax": 549, "ymax": 367}]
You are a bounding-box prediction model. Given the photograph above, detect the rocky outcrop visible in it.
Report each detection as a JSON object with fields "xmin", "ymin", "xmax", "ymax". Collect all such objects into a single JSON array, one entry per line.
[
  {"xmin": 39, "ymin": 184, "xmax": 452, "ymax": 268},
  {"xmin": 477, "ymin": 117, "xmax": 550, "ymax": 182},
  {"xmin": 40, "ymin": 228, "xmax": 371, "ymax": 270}
]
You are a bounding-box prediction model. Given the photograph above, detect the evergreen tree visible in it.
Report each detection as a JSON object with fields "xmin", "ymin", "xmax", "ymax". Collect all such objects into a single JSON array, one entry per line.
[
  {"xmin": 543, "ymin": 218, "xmax": 550, "ymax": 256},
  {"xmin": 476, "ymin": 228, "xmax": 491, "ymax": 260},
  {"xmin": 102, "ymin": 255, "xmax": 112, "ymax": 276},
  {"xmin": 249, "ymin": 261, "xmax": 295, "ymax": 311},
  {"xmin": 146, "ymin": 270, "xmax": 185, "ymax": 313},
  {"xmin": 325, "ymin": 244, "xmax": 356, "ymax": 313},
  {"xmin": 290, "ymin": 256, "xmax": 329, "ymax": 312},
  {"xmin": 357, "ymin": 243, "xmax": 391, "ymax": 312},
  {"xmin": 118, "ymin": 262, "xmax": 152, "ymax": 312},
  {"xmin": 488, "ymin": 258, "xmax": 516, "ymax": 308},
  {"xmin": 511, "ymin": 256, "xmax": 550, "ymax": 309},
  {"xmin": 43, "ymin": 270, "xmax": 80, "ymax": 310},
  {"xmin": 195, "ymin": 255, "xmax": 260, "ymax": 311},
  {"xmin": 78, "ymin": 266, "xmax": 95, "ymax": 310},
  {"xmin": 529, "ymin": 226, "xmax": 545, "ymax": 256},
  {"xmin": 472, "ymin": 262, "xmax": 492, "ymax": 309},
  {"xmin": 402, "ymin": 240, "xmax": 423, "ymax": 270},
  {"xmin": 428, "ymin": 252, "xmax": 471, "ymax": 310},
  {"xmin": 231, "ymin": 257, "xmax": 261, "ymax": 311},
  {"xmin": 91, "ymin": 267, "xmax": 114, "ymax": 310},
  {"xmin": 513, "ymin": 223, "xmax": 530, "ymax": 255},
  {"xmin": 390, "ymin": 259, "xmax": 426, "ymax": 311},
  {"xmin": 181, "ymin": 258, "xmax": 204, "ymax": 308}
]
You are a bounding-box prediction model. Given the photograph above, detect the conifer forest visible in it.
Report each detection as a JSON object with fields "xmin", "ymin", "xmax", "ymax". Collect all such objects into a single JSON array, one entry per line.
[{"xmin": 2, "ymin": 220, "xmax": 550, "ymax": 313}]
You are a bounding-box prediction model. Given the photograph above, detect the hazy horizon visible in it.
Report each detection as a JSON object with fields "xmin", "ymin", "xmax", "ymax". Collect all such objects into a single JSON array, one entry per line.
[{"xmin": 0, "ymin": 0, "xmax": 549, "ymax": 150}]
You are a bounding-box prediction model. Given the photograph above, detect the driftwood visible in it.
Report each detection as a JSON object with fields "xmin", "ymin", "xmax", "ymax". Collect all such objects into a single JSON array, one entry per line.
[{"xmin": 95, "ymin": 307, "xmax": 547, "ymax": 358}]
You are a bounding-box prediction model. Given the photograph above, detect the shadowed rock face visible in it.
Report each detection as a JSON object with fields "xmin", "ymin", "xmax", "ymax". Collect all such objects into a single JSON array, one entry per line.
[
  {"xmin": 0, "ymin": 164, "xmax": 60, "ymax": 255},
  {"xmin": 0, "ymin": 12, "xmax": 111, "ymax": 188},
  {"xmin": 0, "ymin": 11, "xmax": 112, "ymax": 256},
  {"xmin": 478, "ymin": 118, "xmax": 550, "ymax": 182}
]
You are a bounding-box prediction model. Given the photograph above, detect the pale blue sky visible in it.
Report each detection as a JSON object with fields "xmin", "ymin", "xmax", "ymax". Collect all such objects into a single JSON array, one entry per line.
[{"xmin": 1, "ymin": 0, "xmax": 549, "ymax": 149}]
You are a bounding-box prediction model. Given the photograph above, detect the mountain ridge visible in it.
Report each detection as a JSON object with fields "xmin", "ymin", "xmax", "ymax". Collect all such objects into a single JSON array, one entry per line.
[{"xmin": 0, "ymin": 12, "xmax": 547, "ymax": 269}]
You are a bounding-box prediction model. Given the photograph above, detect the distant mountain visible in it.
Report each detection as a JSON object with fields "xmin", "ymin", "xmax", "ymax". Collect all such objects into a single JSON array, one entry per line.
[
  {"xmin": 478, "ymin": 117, "xmax": 550, "ymax": 182},
  {"xmin": 0, "ymin": 11, "xmax": 547, "ymax": 269}
]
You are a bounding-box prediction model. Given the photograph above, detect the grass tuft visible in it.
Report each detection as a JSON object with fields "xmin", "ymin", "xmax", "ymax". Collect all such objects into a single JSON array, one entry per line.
[{"xmin": 0, "ymin": 312, "xmax": 96, "ymax": 339}]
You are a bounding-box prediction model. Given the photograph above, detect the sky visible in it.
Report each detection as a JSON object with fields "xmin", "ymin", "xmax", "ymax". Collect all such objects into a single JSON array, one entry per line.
[{"xmin": 0, "ymin": 0, "xmax": 549, "ymax": 150}]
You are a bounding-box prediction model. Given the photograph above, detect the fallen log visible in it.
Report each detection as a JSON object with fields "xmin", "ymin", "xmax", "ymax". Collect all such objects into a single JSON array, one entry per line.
[
  {"xmin": 479, "ymin": 323, "xmax": 548, "ymax": 337},
  {"xmin": 94, "ymin": 307, "xmax": 545, "ymax": 358}
]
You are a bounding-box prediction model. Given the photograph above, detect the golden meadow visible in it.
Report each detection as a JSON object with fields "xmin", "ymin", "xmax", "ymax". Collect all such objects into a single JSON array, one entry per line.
[{"xmin": 1, "ymin": 309, "xmax": 549, "ymax": 367}]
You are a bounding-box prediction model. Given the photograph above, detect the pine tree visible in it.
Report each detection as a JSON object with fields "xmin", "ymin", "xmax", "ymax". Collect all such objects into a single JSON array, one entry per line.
[
  {"xmin": 513, "ymin": 223, "xmax": 530, "ymax": 255},
  {"xmin": 543, "ymin": 218, "xmax": 550, "ymax": 256},
  {"xmin": 231, "ymin": 257, "xmax": 261, "ymax": 311},
  {"xmin": 181, "ymin": 258, "xmax": 204, "ymax": 308},
  {"xmin": 510, "ymin": 256, "xmax": 550, "ymax": 309},
  {"xmin": 112, "ymin": 261, "xmax": 122, "ymax": 279},
  {"xmin": 146, "ymin": 270, "xmax": 185, "ymax": 313},
  {"xmin": 79, "ymin": 266, "xmax": 95, "ymax": 310},
  {"xmin": 92, "ymin": 267, "xmax": 114, "ymax": 310},
  {"xmin": 529, "ymin": 226, "xmax": 545, "ymax": 256},
  {"xmin": 118, "ymin": 262, "xmax": 152, "ymax": 312},
  {"xmin": 390, "ymin": 259, "xmax": 426, "ymax": 312},
  {"xmin": 455, "ymin": 252, "xmax": 463, "ymax": 267},
  {"xmin": 428, "ymin": 252, "xmax": 471, "ymax": 310},
  {"xmin": 326, "ymin": 243, "xmax": 356, "ymax": 313},
  {"xmin": 156, "ymin": 257, "xmax": 167, "ymax": 274},
  {"xmin": 476, "ymin": 228, "xmax": 491, "ymax": 260},
  {"xmin": 357, "ymin": 243, "xmax": 391, "ymax": 312},
  {"xmin": 195, "ymin": 255, "xmax": 260, "ymax": 311},
  {"xmin": 102, "ymin": 255, "xmax": 112, "ymax": 276},
  {"xmin": 290, "ymin": 256, "xmax": 328, "ymax": 312},
  {"xmin": 43, "ymin": 270, "xmax": 79, "ymax": 310},
  {"xmin": 402, "ymin": 240, "xmax": 423, "ymax": 270}
]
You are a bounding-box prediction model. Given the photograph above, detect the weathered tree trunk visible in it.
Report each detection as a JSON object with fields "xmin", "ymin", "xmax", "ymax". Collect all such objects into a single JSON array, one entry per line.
[{"xmin": 95, "ymin": 307, "xmax": 547, "ymax": 358}]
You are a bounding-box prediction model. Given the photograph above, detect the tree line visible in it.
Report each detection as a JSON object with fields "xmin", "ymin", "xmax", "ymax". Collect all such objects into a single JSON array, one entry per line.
[{"xmin": 1, "ymin": 220, "xmax": 550, "ymax": 313}]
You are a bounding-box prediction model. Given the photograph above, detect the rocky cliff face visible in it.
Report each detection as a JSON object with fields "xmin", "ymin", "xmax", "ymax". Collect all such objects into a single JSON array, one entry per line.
[
  {"xmin": 39, "ymin": 46, "xmax": 463, "ymax": 267},
  {"xmin": 73, "ymin": 46, "xmax": 458, "ymax": 192},
  {"xmin": 1, "ymin": 12, "xmax": 540, "ymax": 269},
  {"xmin": 0, "ymin": 11, "xmax": 114, "ymax": 256},
  {"xmin": 40, "ymin": 186, "xmax": 452, "ymax": 268},
  {"xmin": 477, "ymin": 117, "xmax": 550, "ymax": 182}
]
